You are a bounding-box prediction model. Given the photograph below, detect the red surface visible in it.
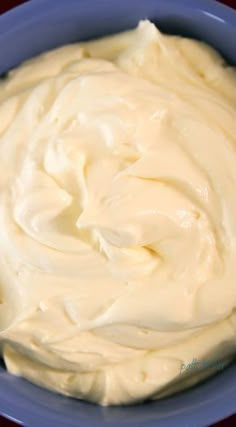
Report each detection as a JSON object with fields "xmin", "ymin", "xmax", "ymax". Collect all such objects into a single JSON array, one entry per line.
[
  {"xmin": 0, "ymin": 0, "xmax": 27, "ymax": 14},
  {"xmin": 0, "ymin": 0, "xmax": 236, "ymax": 426},
  {"xmin": 221, "ymin": 0, "xmax": 236, "ymax": 6}
]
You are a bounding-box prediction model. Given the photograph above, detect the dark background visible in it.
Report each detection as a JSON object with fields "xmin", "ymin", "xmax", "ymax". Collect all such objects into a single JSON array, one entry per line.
[{"xmin": 0, "ymin": 0, "xmax": 236, "ymax": 426}]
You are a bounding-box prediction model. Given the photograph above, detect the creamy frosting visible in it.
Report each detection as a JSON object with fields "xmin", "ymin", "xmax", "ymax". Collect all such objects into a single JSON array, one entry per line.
[{"xmin": 0, "ymin": 20, "xmax": 236, "ymax": 405}]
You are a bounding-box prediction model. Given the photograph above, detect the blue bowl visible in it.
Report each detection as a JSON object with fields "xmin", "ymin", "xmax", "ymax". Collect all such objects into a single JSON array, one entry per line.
[{"xmin": 0, "ymin": 1, "xmax": 236, "ymax": 426}]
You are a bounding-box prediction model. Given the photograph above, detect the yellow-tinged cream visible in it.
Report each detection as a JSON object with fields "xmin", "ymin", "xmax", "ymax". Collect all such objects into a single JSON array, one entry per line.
[{"xmin": 0, "ymin": 21, "xmax": 236, "ymax": 405}]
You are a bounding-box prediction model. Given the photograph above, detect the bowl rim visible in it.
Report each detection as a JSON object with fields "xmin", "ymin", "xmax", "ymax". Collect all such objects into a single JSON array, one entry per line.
[
  {"xmin": 0, "ymin": 0, "xmax": 236, "ymax": 38},
  {"xmin": 0, "ymin": 1, "xmax": 236, "ymax": 426}
]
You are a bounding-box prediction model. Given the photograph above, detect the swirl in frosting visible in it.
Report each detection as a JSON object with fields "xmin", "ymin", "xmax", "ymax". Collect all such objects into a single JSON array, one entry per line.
[{"xmin": 0, "ymin": 21, "xmax": 236, "ymax": 405}]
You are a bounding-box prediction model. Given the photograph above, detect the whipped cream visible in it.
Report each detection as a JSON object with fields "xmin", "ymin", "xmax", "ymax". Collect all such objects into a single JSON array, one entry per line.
[{"xmin": 0, "ymin": 21, "xmax": 236, "ymax": 405}]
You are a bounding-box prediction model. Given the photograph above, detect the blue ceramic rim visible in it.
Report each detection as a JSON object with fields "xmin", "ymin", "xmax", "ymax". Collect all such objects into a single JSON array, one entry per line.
[
  {"xmin": 0, "ymin": 1, "xmax": 236, "ymax": 426},
  {"xmin": 0, "ymin": 0, "xmax": 236, "ymax": 41},
  {"xmin": 1, "ymin": 367, "xmax": 236, "ymax": 427}
]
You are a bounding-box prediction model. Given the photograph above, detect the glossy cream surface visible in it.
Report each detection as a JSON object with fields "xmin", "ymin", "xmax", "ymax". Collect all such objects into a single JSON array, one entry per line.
[{"xmin": 0, "ymin": 21, "xmax": 236, "ymax": 405}]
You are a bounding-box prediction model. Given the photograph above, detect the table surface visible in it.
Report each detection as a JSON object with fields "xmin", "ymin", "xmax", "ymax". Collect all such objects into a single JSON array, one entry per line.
[{"xmin": 0, "ymin": 0, "xmax": 236, "ymax": 426}]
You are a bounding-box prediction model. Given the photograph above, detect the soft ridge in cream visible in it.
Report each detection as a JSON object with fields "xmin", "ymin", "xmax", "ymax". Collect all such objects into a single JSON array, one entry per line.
[{"xmin": 0, "ymin": 21, "xmax": 236, "ymax": 405}]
